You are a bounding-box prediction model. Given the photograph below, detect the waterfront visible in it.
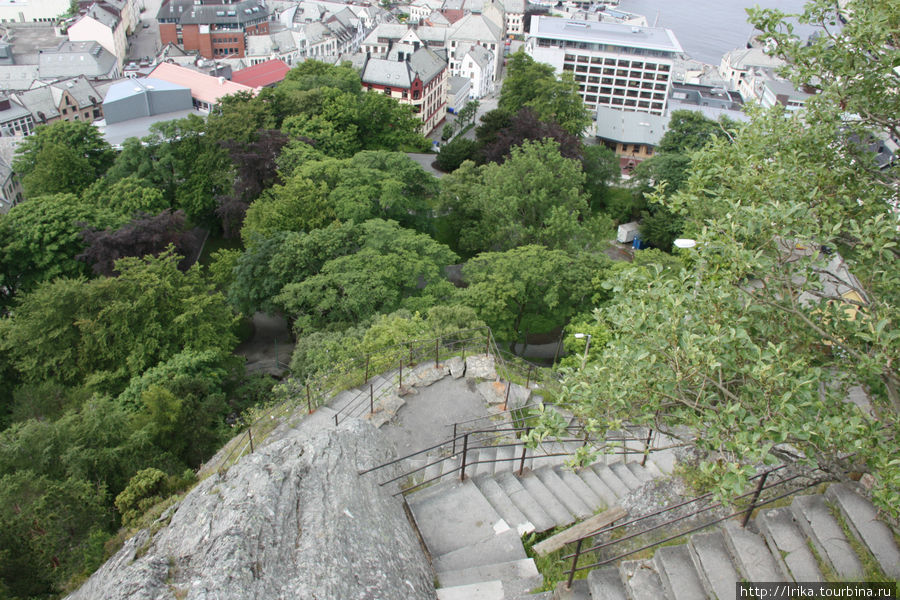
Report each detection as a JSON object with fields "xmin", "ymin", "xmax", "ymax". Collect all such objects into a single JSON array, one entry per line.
[{"xmin": 618, "ymin": 0, "xmax": 817, "ymax": 65}]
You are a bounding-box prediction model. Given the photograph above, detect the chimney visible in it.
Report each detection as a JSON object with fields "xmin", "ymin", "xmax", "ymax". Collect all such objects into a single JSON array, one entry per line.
[
  {"xmin": 0, "ymin": 95, "xmax": 10, "ymax": 111},
  {"xmin": 218, "ymin": 76, "xmax": 225, "ymax": 85}
]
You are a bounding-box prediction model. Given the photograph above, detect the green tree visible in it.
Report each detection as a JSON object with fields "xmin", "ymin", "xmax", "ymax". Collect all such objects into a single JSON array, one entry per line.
[
  {"xmin": 434, "ymin": 136, "xmax": 479, "ymax": 173},
  {"xmin": 462, "ymin": 245, "xmax": 609, "ymax": 351},
  {"xmin": 498, "ymin": 50, "xmax": 591, "ymax": 135},
  {"xmin": 0, "ymin": 193, "xmax": 121, "ymax": 309},
  {"xmin": 82, "ymin": 174, "xmax": 170, "ymax": 217},
  {"xmin": 12, "ymin": 121, "xmax": 114, "ymax": 197}
]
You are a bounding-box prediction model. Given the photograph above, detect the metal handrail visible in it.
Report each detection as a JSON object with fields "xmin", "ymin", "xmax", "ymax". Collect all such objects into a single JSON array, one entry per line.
[{"xmin": 561, "ymin": 464, "xmax": 828, "ymax": 589}]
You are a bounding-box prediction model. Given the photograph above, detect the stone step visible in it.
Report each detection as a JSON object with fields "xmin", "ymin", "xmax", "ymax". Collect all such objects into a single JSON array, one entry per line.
[
  {"xmin": 825, "ymin": 483, "xmax": 900, "ymax": 578},
  {"xmin": 329, "ymin": 388, "xmax": 362, "ymax": 413},
  {"xmin": 593, "ymin": 465, "xmax": 629, "ymax": 499},
  {"xmin": 653, "ymin": 544, "xmax": 709, "ymax": 600},
  {"xmin": 554, "ymin": 579, "xmax": 591, "ymax": 600},
  {"xmin": 408, "ymin": 479, "xmax": 506, "ymax": 557},
  {"xmin": 535, "ymin": 466, "xmax": 593, "ymax": 520},
  {"xmin": 688, "ymin": 530, "xmax": 742, "ymax": 600},
  {"xmin": 640, "ymin": 459, "xmax": 665, "ymax": 479},
  {"xmin": 473, "ymin": 474, "xmax": 534, "ymax": 536},
  {"xmin": 494, "ymin": 444, "xmax": 516, "ymax": 474},
  {"xmin": 619, "ymin": 559, "xmax": 666, "ymax": 600},
  {"xmin": 577, "ymin": 467, "xmax": 619, "ymax": 508},
  {"xmin": 441, "ymin": 454, "xmax": 461, "ymax": 481},
  {"xmin": 436, "ymin": 579, "xmax": 504, "ymax": 600},
  {"xmin": 721, "ymin": 520, "xmax": 789, "ymax": 582},
  {"xmin": 473, "ymin": 447, "xmax": 498, "ymax": 478},
  {"xmin": 495, "ymin": 470, "xmax": 556, "ymax": 533},
  {"xmin": 423, "ymin": 453, "xmax": 446, "ymax": 484},
  {"xmin": 610, "ymin": 463, "xmax": 643, "ymax": 491},
  {"xmin": 556, "ymin": 466, "xmax": 604, "ymax": 511},
  {"xmin": 626, "ymin": 462, "xmax": 655, "ymax": 484},
  {"xmin": 519, "ymin": 470, "xmax": 575, "ymax": 528},
  {"xmin": 587, "ymin": 565, "xmax": 628, "ymax": 600},
  {"xmin": 647, "ymin": 449, "xmax": 676, "ymax": 474},
  {"xmin": 433, "ymin": 528, "xmax": 527, "ymax": 572},
  {"xmin": 437, "ymin": 558, "xmax": 541, "ymax": 599},
  {"xmin": 790, "ymin": 494, "xmax": 863, "ymax": 579},
  {"xmin": 756, "ymin": 507, "xmax": 824, "ymax": 582}
]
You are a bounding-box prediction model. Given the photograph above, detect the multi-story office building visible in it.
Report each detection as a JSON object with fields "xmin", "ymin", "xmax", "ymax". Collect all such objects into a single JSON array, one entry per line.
[
  {"xmin": 157, "ymin": 0, "xmax": 269, "ymax": 60},
  {"xmin": 526, "ymin": 16, "xmax": 683, "ymax": 116}
]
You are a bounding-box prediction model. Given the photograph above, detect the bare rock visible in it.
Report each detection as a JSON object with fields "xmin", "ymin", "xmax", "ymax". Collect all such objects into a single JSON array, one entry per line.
[
  {"xmin": 465, "ymin": 354, "xmax": 496, "ymax": 380},
  {"xmin": 447, "ymin": 356, "xmax": 465, "ymax": 379},
  {"xmin": 67, "ymin": 419, "xmax": 435, "ymax": 600}
]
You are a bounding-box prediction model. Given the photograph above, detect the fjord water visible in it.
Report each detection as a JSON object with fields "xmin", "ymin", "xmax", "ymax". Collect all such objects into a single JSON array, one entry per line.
[{"xmin": 618, "ymin": 0, "xmax": 816, "ymax": 65}]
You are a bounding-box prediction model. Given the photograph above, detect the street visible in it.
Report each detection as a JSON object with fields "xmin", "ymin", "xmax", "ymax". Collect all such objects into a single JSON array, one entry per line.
[{"xmin": 127, "ymin": 0, "xmax": 165, "ymax": 62}]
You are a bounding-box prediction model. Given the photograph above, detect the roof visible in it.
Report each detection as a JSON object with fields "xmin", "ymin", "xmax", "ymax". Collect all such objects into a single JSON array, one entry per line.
[
  {"xmin": 148, "ymin": 62, "xmax": 255, "ymax": 105},
  {"xmin": 448, "ymin": 75, "xmax": 470, "ymax": 95},
  {"xmin": 502, "ymin": 0, "xmax": 525, "ymax": 13},
  {"xmin": 246, "ymin": 30, "xmax": 298, "ymax": 56},
  {"xmin": 77, "ymin": 3, "xmax": 121, "ymax": 30},
  {"xmin": 425, "ymin": 10, "xmax": 450, "ymax": 26},
  {"xmin": 594, "ymin": 106, "xmax": 669, "ymax": 146},
  {"xmin": 13, "ymin": 77, "xmax": 103, "ymax": 120},
  {"xmin": 0, "ymin": 65, "xmax": 42, "ymax": 91},
  {"xmin": 529, "ymin": 17, "xmax": 683, "ymax": 54},
  {"xmin": 408, "ymin": 46, "xmax": 446, "ymax": 84},
  {"xmin": 103, "ymin": 77, "xmax": 189, "ymax": 103},
  {"xmin": 362, "ymin": 46, "xmax": 446, "ymax": 88},
  {"xmin": 0, "ymin": 96, "xmax": 31, "ymax": 123},
  {"xmin": 721, "ymin": 47, "xmax": 784, "ymax": 71},
  {"xmin": 448, "ymin": 12, "xmax": 502, "ymax": 43},
  {"xmin": 231, "ymin": 59, "xmax": 291, "ymax": 87},
  {"xmin": 158, "ymin": 0, "xmax": 268, "ymax": 26},
  {"xmin": 39, "ymin": 41, "xmax": 118, "ymax": 78},
  {"xmin": 463, "ymin": 43, "xmax": 492, "ymax": 69}
]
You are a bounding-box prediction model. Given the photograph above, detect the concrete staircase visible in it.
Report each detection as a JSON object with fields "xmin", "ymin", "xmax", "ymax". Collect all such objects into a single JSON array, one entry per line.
[
  {"xmin": 406, "ymin": 444, "xmax": 675, "ymax": 599},
  {"xmin": 555, "ymin": 483, "xmax": 900, "ymax": 600}
]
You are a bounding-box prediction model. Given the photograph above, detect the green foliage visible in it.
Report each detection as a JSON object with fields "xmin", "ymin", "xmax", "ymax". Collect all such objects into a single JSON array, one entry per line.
[
  {"xmin": 0, "ymin": 249, "xmax": 238, "ymax": 394},
  {"xmin": 581, "ymin": 144, "xmax": 620, "ymax": 209},
  {"xmin": 82, "ymin": 174, "xmax": 170, "ymax": 217},
  {"xmin": 12, "ymin": 120, "xmax": 115, "ymax": 197},
  {"xmin": 0, "ymin": 193, "xmax": 122, "ymax": 308},
  {"xmin": 434, "ymin": 136, "xmax": 479, "ymax": 173},
  {"xmin": 114, "ymin": 467, "xmax": 168, "ymax": 527},
  {"xmin": 462, "ymin": 245, "xmax": 610, "ymax": 349},
  {"xmin": 499, "ymin": 50, "xmax": 590, "ymax": 135}
]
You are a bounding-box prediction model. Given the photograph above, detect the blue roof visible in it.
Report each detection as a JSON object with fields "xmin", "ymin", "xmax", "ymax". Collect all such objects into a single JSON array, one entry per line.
[{"xmin": 103, "ymin": 78, "xmax": 189, "ymax": 103}]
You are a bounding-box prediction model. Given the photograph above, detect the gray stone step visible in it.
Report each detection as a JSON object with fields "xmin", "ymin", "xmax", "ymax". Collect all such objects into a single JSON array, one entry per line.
[
  {"xmin": 433, "ymin": 528, "xmax": 527, "ymax": 572},
  {"xmin": 721, "ymin": 521, "xmax": 789, "ymax": 582},
  {"xmin": 473, "ymin": 474, "xmax": 534, "ymax": 536},
  {"xmin": 790, "ymin": 494, "xmax": 863, "ymax": 579},
  {"xmin": 577, "ymin": 467, "xmax": 619, "ymax": 508},
  {"xmin": 473, "ymin": 447, "xmax": 497, "ymax": 478},
  {"xmin": 626, "ymin": 462, "xmax": 655, "ymax": 484},
  {"xmin": 493, "ymin": 444, "xmax": 516, "ymax": 474},
  {"xmin": 423, "ymin": 453, "xmax": 446, "ymax": 484},
  {"xmin": 495, "ymin": 470, "xmax": 556, "ymax": 533},
  {"xmin": 593, "ymin": 465, "xmax": 629, "ymax": 499},
  {"xmin": 437, "ymin": 558, "xmax": 543, "ymax": 592},
  {"xmin": 519, "ymin": 470, "xmax": 575, "ymax": 528},
  {"xmin": 556, "ymin": 466, "xmax": 604, "ymax": 510},
  {"xmin": 619, "ymin": 559, "xmax": 665, "ymax": 600},
  {"xmin": 641, "ymin": 459, "xmax": 665, "ymax": 479},
  {"xmin": 535, "ymin": 466, "xmax": 593, "ymax": 520},
  {"xmin": 610, "ymin": 463, "xmax": 643, "ymax": 491},
  {"xmin": 555, "ymin": 579, "xmax": 591, "ymax": 600},
  {"xmin": 436, "ymin": 579, "xmax": 504, "ymax": 600},
  {"xmin": 587, "ymin": 565, "xmax": 628, "ymax": 600},
  {"xmin": 756, "ymin": 507, "xmax": 824, "ymax": 582},
  {"xmin": 329, "ymin": 388, "xmax": 361, "ymax": 413},
  {"xmin": 826, "ymin": 483, "xmax": 900, "ymax": 578},
  {"xmin": 688, "ymin": 530, "xmax": 741, "ymax": 600},
  {"xmin": 647, "ymin": 449, "xmax": 677, "ymax": 474},
  {"xmin": 407, "ymin": 478, "xmax": 505, "ymax": 558},
  {"xmin": 441, "ymin": 454, "xmax": 461, "ymax": 481},
  {"xmin": 654, "ymin": 544, "xmax": 709, "ymax": 600}
]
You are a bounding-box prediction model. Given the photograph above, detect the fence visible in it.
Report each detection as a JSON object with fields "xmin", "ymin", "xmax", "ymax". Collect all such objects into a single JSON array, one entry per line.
[{"xmin": 560, "ymin": 464, "xmax": 827, "ymax": 589}]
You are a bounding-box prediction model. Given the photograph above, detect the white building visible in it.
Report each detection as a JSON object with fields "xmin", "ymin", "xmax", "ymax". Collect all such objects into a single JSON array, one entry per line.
[
  {"xmin": 718, "ymin": 47, "xmax": 784, "ymax": 101},
  {"xmin": 409, "ymin": 0, "xmax": 444, "ymax": 24},
  {"xmin": 68, "ymin": 4, "xmax": 128, "ymax": 69},
  {"xmin": 454, "ymin": 42, "xmax": 494, "ymax": 98},
  {"xmin": 526, "ymin": 17, "xmax": 683, "ymax": 116},
  {"xmin": 502, "ymin": 0, "xmax": 525, "ymax": 35},
  {"xmin": 0, "ymin": 0, "xmax": 70, "ymax": 23}
]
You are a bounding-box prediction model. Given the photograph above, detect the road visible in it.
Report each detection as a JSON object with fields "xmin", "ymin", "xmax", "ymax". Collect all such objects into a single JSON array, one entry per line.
[{"xmin": 127, "ymin": 0, "xmax": 165, "ymax": 62}]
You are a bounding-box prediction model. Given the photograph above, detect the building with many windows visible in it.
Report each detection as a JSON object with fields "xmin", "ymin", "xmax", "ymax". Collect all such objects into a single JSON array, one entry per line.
[
  {"xmin": 157, "ymin": 0, "xmax": 269, "ymax": 60},
  {"xmin": 525, "ymin": 16, "xmax": 683, "ymax": 116}
]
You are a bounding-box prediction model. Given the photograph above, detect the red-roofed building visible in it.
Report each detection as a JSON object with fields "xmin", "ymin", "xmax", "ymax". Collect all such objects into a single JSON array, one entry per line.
[
  {"xmin": 149, "ymin": 62, "xmax": 255, "ymax": 111},
  {"xmin": 231, "ymin": 59, "xmax": 291, "ymax": 88}
]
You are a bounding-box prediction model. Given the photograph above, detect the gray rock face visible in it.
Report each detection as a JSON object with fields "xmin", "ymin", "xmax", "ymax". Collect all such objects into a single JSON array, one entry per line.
[{"xmin": 67, "ymin": 419, "xmax": 436, "ymax": 600}]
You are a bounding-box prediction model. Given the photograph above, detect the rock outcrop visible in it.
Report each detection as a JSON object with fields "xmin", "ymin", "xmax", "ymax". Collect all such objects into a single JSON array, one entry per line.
[{"xmin": 67, "ymin": 418, "xmax": 435, "ymax": 600}]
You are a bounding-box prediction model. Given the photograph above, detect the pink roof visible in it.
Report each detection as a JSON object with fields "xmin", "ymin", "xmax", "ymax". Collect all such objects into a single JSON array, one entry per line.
[
  {"xmin": 148, "ymin": 62, "xmax": 255, "ymax": 106},
  {"xmin": 231, "ymin": 59, "xmax": 291, "ymax": 88}
]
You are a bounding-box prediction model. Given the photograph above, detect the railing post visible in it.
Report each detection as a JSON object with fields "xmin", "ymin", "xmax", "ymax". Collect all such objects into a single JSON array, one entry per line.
[
  {"xmin": 485, "ymin": 335, "xmax": 490, "ymax": 356},
  {"xmin": 525, "ymin": 365, "xmax": 532, "ymax": 389},
  {"xmin": 399, "ymin": 359, "xmax": 403, "ymax": 389},
  {"xmin": 306, "ymin": 383, "xmax": 312, "ymax": 414},
  {"xmin": 518, "ymin": 427, "xmax": 531, "ymax": 476},
  {"xmin": 369, "ymin": 383, "xmax": 374, "ymax": 415},
  {"xmin": 364, "ymin": 355, "xmax": 370, "ymax": 384},
  {"xmin": 641, "ymin": 428, "xmax": 653, "ymax": 467},
  {"xmin": 504, "ymin": 380, "xmax": 511, "ymax": 410},
  {"xmin": 435, "ymin": 338, "xmax": 440, "ymax": 368},
  {"xmin": 409, "ymin": 343, "xmax": 413, "ymax": 365},
  {"xmin": 741, "ymin": 471, "xmax": 770, "ymax": 527},
  {"xmin": 566, "ymin": 537, "xmax": 583, "ymax": 590},
  {"xmin": 452, "ymin": 422, "xmax": 458, "ymax": 455},
  {"xmin": 248, "ymin": 428, "xmax": 254, "ymax": 454},
  {"xmin": 460, "ymin": 433, "xmax": 469, "ymax": 481}
]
